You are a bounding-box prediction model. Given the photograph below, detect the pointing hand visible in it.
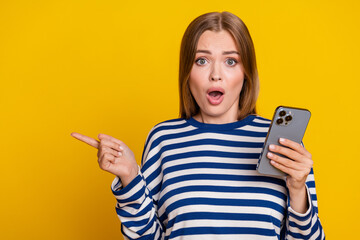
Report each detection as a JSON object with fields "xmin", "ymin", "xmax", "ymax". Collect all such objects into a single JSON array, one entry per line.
[{"xmin": 71, "ymin": 132, "xmax": 139, "ymax": 187}]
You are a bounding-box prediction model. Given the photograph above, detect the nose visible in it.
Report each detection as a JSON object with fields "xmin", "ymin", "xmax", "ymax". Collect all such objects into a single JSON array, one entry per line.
[
  {"xmin": 211, "ymin": 76, "xmax": 221, "ymax": 81},
  {"xmin": 209, "ymin": 62, "xmax": 222, "ymax": 81}
]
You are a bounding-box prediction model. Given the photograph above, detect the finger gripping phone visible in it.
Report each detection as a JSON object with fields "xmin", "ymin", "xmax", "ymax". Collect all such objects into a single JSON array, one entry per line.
[{"xmin": 256, "ymin": 106, "xmax": 311, "ymax": 176}]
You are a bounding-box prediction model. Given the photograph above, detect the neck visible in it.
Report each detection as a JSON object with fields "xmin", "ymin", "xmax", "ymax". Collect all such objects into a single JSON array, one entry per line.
[{"xmin": 194, "ymin": 111, "xmax": 239, "ymax": 124}]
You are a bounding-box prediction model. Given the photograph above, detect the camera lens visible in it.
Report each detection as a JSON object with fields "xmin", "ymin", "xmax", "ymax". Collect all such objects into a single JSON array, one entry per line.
[
  {"xmin": 279, "ymin": 110, "xmax": 286, "ymax": 117},
  {"xmin": 276, "ymin": 118, "xmax": 283, "ymax": 124},
  {"xmin": 285, "ymin": 115, "xmax": 292, "ymax": 121}
]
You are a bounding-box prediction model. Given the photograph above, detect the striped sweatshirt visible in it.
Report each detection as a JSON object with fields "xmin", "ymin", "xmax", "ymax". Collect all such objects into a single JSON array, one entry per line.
[{"xmin": 111, "ymin": 114, "xmax": 325, "ymax": 239}]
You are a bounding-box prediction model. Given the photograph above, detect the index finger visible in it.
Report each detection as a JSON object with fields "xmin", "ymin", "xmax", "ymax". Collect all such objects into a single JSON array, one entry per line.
[
  {"xmin": 98, "ymin": 133, "xmax": 123, "ymax": 145},
  {"xmin": 71, "ymin": 132, "xmax": 99, "ymax": 149},
  {"xmin": 279, "ymin": 138, "xmax": 311, "ymax": 159}
]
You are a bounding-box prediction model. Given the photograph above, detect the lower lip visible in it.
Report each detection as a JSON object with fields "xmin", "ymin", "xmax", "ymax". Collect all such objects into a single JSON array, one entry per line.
[{"xmin": 207, "ymin": 93, "xmax": 224, "ymax": 105}]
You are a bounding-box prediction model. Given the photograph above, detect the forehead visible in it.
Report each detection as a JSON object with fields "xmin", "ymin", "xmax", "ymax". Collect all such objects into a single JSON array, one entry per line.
[{"xmin": 196, "ymin": 30, "xmax": 238, "ymax": 51}]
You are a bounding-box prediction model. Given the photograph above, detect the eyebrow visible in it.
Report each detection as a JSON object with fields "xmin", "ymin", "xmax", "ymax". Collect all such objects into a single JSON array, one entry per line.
[{"xmin": 196, "ymin": 50, "xmax": 240, "ymax": 55}]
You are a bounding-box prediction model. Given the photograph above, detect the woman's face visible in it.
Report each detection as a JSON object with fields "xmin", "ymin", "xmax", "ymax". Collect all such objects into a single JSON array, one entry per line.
[{"xmin": 189, "ymin": 30, "xmax": 245, "ymax": 123}]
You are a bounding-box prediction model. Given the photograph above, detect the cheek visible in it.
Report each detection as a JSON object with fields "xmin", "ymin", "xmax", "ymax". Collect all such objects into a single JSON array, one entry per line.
[
  {"xmin": 225, "ymin": 70, "xmax": 245, "ymax": 90},
  {"xmin": 189, "ymin": 68, "xmax": 205, "ymax": 94},
  {"xmin": 189, "ymin": 67, "xmax": 204, "ymax": 83},
  {"xmin": 188, "ymin": 80, "xmax": 200, "ymax": 101},
  {"xmin": 236, "ymin": 79, "xmax": 245, "ymax": 95}
]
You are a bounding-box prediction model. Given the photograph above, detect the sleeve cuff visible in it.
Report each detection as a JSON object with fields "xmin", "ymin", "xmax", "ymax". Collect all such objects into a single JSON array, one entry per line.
[
  {"xmin": 110, "ymin": 166, "xmax": 148, "ymax": 209},
  {"xmin": 111, "ymin": 176, "xmax": 123, "ymax": 192},
  {"xmin": 111, "ymin": 166, "xmax": 142, "ymax": 196},
  {"xmin": 287, "ymin": 184, "xmax": 313, "ymax": 221}
]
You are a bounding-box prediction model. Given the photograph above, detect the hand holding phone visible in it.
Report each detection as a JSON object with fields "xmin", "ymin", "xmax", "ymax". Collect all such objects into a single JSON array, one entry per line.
[{"xmin": 256, "ymin": 106, "xmax": 311, "ymax": 176}]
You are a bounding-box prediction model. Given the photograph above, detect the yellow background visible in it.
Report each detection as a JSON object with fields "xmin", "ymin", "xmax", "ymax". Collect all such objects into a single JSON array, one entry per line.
[{"xmin": 1, "ymin": 0, "xmax": 359, "ymax": 239}]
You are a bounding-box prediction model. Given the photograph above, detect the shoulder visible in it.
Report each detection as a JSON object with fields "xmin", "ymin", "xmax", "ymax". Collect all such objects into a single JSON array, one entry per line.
[
  {"xmin": 149, "ymin": 117, "xmax": 190, "ymax": 133},
  {"xmin": 152, "ymin": 117, "xmax": 188, "ymax": 129},
  {"xmin": 252, "ymin": 114, "xmax": 271, "ymax": 124},
  {"xmin": 141, "ymin": 117, "xmax": 194, "ymax": 159},
  {"xmin": 144, "ymin": 117, "xmax": 193, "ymax": 144},
  {"xmin": 230, "ymin": 114, "xmax": 272, "ymax": 136},
  {"xmin": 240, "ymin": 114, "xmax": 272, "ymax": 133},
  {"xmin": 242, "ymin": 114, "xmax": 272, "ymax": 129}
]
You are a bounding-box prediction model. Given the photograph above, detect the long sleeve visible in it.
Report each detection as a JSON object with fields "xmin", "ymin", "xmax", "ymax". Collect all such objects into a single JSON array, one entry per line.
[
  {"xmin": 111, "ymin": 172, "xmax": 164, "ymax": 239},
  {"xmin": 110, "ymin": 124, "xmax": 166, "ymax": 240},
  {"xmin": 283, "ymin": 168, "xmax": 325, "ymax": 239}
]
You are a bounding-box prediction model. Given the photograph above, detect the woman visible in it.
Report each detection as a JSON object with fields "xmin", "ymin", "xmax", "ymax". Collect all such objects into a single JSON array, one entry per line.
[{"xmin": 72, "ymin": 11, "xmax": 324, "ymax": 239}]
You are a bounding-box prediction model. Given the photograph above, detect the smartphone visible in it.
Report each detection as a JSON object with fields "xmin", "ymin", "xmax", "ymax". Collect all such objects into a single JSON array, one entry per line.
[{"xmin": 256, "ymin": 106, "xmax": 311, "ymax": 176}]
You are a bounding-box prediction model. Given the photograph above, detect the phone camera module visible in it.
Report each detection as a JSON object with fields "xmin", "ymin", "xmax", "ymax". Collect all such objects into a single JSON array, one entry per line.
[
  {"xmin": 279, "ymin": 110, "xmax": 286, "ymax": 117},
  {"xmin": 285, "ymin": 115, "xmax": 292, "ymax": 121},
  {"xmin": 276, "ymin": 118, "xmax": 283, "ymax": 125}
]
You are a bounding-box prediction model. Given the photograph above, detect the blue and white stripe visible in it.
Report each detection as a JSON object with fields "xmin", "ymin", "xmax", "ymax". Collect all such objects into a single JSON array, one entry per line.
[{"xmin": 111, "ymin": 115, "xmax": 324, "ymax": 239}]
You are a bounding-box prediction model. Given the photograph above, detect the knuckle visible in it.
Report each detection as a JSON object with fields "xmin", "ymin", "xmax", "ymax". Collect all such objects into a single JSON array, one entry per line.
[
  {"xmin": 113, "ymin": 149, "xmax": 119, "ymax": 156},
  {"xmin": 102, "ymin": 153, "xmax": 110, "ymax": 161},
  {"xmin": 288, "ymin": 162, "xmax": 296, "ymax": 169},
  {"xmin": 309, "ymin": 159, "xmax": 314, "ymax": 166},
  {"xmin": 295, "ymin": 177, "xmax": 302, "ymax": 182},
  {"xmin": 113, "ymin": 142, "xmax": 119, "ymax": 149},
  {"xmin": 101, "ymin": 145, "xmax": 109, "ymax": 152},
  {"xmin": 278, "ymin": 147, "xmax": 286, "ymax": 155},
  {"xmin": 277, "ymin": 163, "xmax": 284, "ymax": 170},
  {"xmin": 279, "ymin": 150, "xmax": 287, "ymax": 157},
  {"xmin": 305, "ymin": 159, "xmax": 313, "ymax": 168},
  {"xmin": 293, "ymin": 173, "xmax": 302, "ymax": 181},
  {"xmin": 99, "ymin": 162, "xmax": 107, "ymax": 170},
  {"xmin": 99, "ymin": 141, "xmax": 105, "ymax": 150}
]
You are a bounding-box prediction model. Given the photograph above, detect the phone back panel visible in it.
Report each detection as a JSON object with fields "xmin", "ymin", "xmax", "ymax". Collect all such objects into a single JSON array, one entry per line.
[{"xmin": 256, "ymin": 106, "xmax": 311, "ymax": 176}]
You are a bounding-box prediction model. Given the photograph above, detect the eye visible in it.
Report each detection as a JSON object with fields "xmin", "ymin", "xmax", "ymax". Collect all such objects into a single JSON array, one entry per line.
[
  {"xmin": 226, "ymin": 58, "xmax": 238, "ymax": 66},
  {"xmin": 195, "ymin": 58, "xmax": 208, "ymax": 66}
]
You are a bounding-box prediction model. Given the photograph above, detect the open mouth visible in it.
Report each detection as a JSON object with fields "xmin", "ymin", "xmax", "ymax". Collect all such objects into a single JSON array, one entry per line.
[
  {"xmin": 208, "ymin": 91, "xmax": 223, "ymax": 99},
  {"xmin": 207, "ymin": 88, "xmax": 225, "ymax": 105}
]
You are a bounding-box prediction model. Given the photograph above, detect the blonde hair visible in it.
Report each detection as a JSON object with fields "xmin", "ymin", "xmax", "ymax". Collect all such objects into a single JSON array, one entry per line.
[{"xmin": 179, "ymin": 11, "xmax": 259, "ymax": 120}]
